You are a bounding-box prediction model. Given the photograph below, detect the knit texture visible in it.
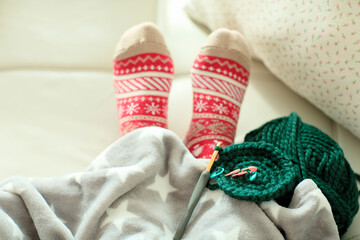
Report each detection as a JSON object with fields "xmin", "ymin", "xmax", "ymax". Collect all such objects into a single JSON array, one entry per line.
[
  {"xmin": 185, "ymin": 29, "xmax": 250, "ymax": 159},
  {"xmin": 208, "ymin": 112, "xmax": 359, "ymax": 235},
  {"xmin": 113, "ymin": 23, "xmax": 173, "ymax": 136},
  {"xmin": 113, "ymin": 53, "xmax": 173, "ymax": 135}
]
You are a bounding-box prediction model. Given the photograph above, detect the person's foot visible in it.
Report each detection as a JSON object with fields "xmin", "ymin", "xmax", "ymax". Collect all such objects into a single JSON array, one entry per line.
[
  {"xmin": 113, "ymin": 22, "xmax": 174, "ymax": 136},
  {"xmin": 185, "ymin": 28, "xmax": 251, "ymax": 158}
]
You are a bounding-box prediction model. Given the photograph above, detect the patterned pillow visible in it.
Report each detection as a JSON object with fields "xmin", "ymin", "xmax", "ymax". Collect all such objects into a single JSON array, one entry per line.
[{"xmin": 185, "ymin": 0, "xmax": 360, "ymax": 139}]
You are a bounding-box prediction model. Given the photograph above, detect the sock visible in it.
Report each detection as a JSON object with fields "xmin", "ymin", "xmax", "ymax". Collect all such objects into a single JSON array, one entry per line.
[
  {"xmin": 113, "ymin": 23, "xmax": 174, "ymax": 136},
  {"xmin": 185, "ymin": 29, "xmax": 251, "ymax": 159}
]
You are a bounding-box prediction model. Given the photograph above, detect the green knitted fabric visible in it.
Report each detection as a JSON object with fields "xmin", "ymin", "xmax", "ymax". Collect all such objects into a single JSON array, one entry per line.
[{"xmin": 208, "ymin": 112, "xmax": 359, "ymax": 235}]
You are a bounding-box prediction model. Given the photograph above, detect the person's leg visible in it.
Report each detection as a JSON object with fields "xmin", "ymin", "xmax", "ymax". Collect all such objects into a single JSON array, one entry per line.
[
  {"xmin": 185, "ymin": 29, "xmax": 251, "ymax": 158},
  {"xmin": 113, "ymin": 23, "xmax": 174, "ymax": 136}
]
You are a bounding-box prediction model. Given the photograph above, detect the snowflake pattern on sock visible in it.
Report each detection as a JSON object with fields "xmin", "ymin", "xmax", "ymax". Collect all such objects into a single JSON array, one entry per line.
[
  {"xmin": 113, "ymin": 53, "xmax": 173, "ymax": 135},
  {"xmin": 186, "ymin": 54, "xmax": 249, "ymax": 158}
]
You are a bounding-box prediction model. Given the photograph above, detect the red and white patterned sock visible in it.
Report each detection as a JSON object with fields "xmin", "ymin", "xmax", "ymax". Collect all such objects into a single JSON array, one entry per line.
[
  {"xmin": 113, "ymin": 23, "xmax": 174, "ymax": 136},
  {"xmin": 185, "ymin": 29, "xmax": 251, "ymax": 159}
]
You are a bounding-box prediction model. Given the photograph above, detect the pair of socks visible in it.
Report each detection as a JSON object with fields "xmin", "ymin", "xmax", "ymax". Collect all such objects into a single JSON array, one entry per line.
[{"xmin": 113, "ymin": 23, "xmax": 250, "ymax": 159}]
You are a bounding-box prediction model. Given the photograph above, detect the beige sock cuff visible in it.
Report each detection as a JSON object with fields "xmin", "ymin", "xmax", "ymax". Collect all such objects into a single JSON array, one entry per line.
[
  {"xmin": 113, "ymin": 22, "xmax": 170, "ymax": 61},
  {"xmin": 199, "ymin": 28, "xmax": 251, "ymax": 71}
]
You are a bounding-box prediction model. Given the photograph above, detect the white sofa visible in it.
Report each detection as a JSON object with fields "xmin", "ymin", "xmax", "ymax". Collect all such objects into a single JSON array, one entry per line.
[{"xmin": 1, "ymin": 0, "xmax": 359, "ymax": 239}]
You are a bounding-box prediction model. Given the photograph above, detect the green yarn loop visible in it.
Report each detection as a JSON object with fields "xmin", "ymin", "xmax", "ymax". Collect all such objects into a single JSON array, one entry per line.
[{"xmin": 208, "ymin": 112, "xmax": 359, "ymax": 236}]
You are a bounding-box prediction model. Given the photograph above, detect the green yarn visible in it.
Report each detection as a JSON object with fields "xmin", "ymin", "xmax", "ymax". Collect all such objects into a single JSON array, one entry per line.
[{"xmin": 208, "ymin": 112, "xmax": 359, "ymax": 235}]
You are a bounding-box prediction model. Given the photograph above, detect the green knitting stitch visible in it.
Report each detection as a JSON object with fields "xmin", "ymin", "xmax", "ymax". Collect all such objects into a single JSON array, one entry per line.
[{"xmin": 208, "ymin": 112, "xmax": 359, "ymax": 236}]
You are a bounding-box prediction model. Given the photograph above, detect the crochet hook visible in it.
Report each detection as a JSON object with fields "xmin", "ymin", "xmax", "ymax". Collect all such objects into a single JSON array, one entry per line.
[{"xmin": 173, "ymin": 142, "xmax": 222, "ymax": 240}]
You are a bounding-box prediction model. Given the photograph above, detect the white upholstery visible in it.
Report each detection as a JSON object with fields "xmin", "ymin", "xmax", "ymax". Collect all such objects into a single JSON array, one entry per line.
[{"xmin": 0, "ymin": 0, "xmax": 359, "ymax": 239}]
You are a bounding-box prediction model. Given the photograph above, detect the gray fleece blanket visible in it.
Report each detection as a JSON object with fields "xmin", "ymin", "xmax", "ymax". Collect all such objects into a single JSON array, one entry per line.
[{"xmin": 0, "ymin": 127, "xmax": 339, "ymax": 239}]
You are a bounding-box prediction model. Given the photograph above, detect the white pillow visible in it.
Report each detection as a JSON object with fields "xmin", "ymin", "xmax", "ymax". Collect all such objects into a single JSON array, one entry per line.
[{"xmin": 186, "ymin": 0, "xmax": 360, "ymax": 139}]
